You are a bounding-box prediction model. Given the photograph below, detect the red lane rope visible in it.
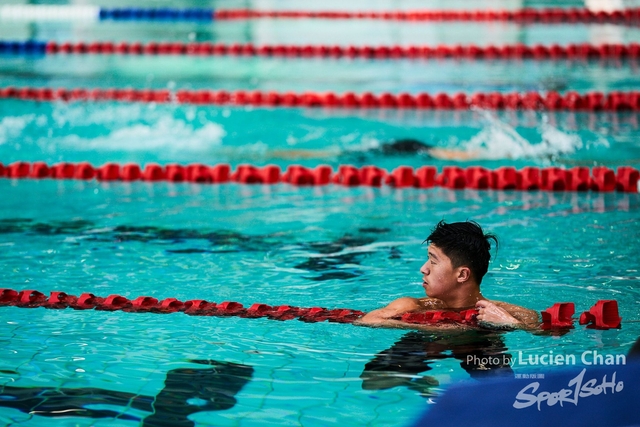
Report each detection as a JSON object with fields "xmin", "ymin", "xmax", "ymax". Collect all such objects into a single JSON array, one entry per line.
[
  {"xmin": 0, "ymin": 289, "xmax": 621, "ymax": 330},
  {"xmin": 2, "ymin": 161, "xmax": 638, "ymax": 193},
  {"xmin": 3, "ymin": 87, "xmax": 640, "ymax": 112},
  {"xmin": 42, "ymin": 41, "xmax": 640, "ymax": 61},
  {"xmin": 0, "ymin": 288, "xmax": 476, "ymax": 326},
  {"xmin": 213, "ymin": 8, "xmax": 640, "ymax": 24}
]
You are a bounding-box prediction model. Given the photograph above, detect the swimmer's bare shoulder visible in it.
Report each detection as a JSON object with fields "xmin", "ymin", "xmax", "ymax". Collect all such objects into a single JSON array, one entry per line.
[{"xmin": 486, "ymin": 300, "xmax": 541, "ymax": 329}]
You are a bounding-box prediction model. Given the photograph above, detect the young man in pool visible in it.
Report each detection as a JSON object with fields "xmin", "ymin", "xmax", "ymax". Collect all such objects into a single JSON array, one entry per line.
[
  {"xmin": 262, "ymin": 139, "xmax": 478, "ymax": 161},
  {"xmin": 356, "ymin": 220, "xmax": 540, "ymax": 330}
]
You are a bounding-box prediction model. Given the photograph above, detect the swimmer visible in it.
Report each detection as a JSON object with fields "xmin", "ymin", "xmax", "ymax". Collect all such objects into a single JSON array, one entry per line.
[
  {"xmin": 218, "ymin": 139, "xmax": 478, "ymax": 163},
  {"xmin": 356, "ymin": 220, "xmax": 540, "ymax": 331},
  {"xmin": 267, "ymin": 139, "xmax": 478, "ymax": 161}
]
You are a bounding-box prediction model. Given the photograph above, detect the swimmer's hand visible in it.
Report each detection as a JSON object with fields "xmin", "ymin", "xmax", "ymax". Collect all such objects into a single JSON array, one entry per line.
[{"xmin": 475, "ymin": 300, "xmax": 522, "ymax": 329}]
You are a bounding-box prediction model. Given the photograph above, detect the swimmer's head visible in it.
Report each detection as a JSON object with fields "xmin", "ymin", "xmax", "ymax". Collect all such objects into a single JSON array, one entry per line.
[
  {"xmin": 424, "ymin": 220, "xmax": 498, "ymax": 286},
  {"xmin": 381, "ymin": 139, "xmax": 433, "ymax": 155}
]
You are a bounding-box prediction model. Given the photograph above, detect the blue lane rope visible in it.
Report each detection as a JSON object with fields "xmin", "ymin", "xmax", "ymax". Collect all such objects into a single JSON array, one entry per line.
[
  {"xmin": 98, "ymin": 8, "xmax": 214, "ymax": 21},
  {"xmin": 0, "ymin": 41, "xmax": 47, "ymax": 55},
  {"xmin": 0, "ymin": 5, "xmax": 213, "ymax": 22}
]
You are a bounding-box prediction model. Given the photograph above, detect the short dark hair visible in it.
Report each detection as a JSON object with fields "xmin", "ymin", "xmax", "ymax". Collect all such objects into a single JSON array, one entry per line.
[{"xmin": 425, "ymin": 220, "xmax": 498, "ymax": 285}]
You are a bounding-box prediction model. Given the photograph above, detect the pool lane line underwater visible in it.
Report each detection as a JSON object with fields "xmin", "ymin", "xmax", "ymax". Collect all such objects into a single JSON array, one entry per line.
[
  {"xmin": 3, "ymin": 87, "xmax": 640, "ymax": 112},
  {"xmin": 3, "ymin": 40, "xmax": 640, "ymax": 62},
  {"xmin": 2, "ymin": 161, "xmax": 639, "ymax": 193},
  {"xmin": 1, "ymin": 5, "xmax": 640, "ymax": 24},
  {"xmin": 0, "ymin": 288, "xmax": 624, "ymax": 330}
]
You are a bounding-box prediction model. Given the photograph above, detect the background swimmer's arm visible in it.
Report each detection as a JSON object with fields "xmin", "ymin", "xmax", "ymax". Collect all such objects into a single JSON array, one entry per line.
[
  {"xmin": 268, "ymin": 148, "xmax": 341, "ymax": 160},
  {"xmin": 427, "ymin": 148, "xmax": 479, "ymax": 161}
]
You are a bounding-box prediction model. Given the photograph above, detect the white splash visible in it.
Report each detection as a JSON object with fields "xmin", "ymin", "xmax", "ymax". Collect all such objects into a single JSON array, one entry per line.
[
  {"xmin": 344, "ymin": 134, "xmax": 383, "ymax": 154},
  {"xmin": 461, "ymin": 112, "xmax": 584, "ymax": 160},
  {"xmin": 47, "ymin": 105, "xmax": 226, "ymax": 152},
  {"xmin": 539, "ymin": 118, "xmax": 584, "ymax": 156},
  {"xmin": 0, "ymin": 114, "xmax": 35, "ymax": 145}
]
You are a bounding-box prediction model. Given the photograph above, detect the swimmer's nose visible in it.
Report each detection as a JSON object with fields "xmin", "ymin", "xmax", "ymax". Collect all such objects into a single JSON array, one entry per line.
[{"xmin": 420, "ymin": 262, "xmax": 430, "ymax": 276}]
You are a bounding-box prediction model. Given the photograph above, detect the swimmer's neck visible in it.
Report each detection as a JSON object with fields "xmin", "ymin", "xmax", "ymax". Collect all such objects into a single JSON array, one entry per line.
[{"xmin": 434, "ymin": 290, "xmax": 485, "ymax": 310}]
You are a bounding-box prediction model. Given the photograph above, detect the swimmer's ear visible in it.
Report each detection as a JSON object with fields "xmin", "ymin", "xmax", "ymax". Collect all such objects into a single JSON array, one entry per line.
[{"xmin": 456, "ymin": 266, "xmax": 471, "ymax": 283}]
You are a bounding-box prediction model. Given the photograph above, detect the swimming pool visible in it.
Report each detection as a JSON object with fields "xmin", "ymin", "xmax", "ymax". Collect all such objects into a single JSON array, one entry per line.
[{"xmin": 1, "ymin": 1, "xmax": 640, "ymax": 426}]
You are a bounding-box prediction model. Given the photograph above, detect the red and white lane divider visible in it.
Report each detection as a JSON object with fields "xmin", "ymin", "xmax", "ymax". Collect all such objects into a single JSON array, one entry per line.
[
  {"xmin": 39, "ymin": 41, "xmax": 640, "ymax": 61},
  {"xmin": 1, "ymin": 161, "xmax": 638, "ymax": 193},
  {"xmin": 213, "ymin": 8, "xmax": 640, "ymax": 24},
  {"xmin": 3, "ymin": 87, "xmax": 640, "ymax": 112},
  {"xmin": 0, "ymin": 289, "xmax": 622, "ymax": 330}
]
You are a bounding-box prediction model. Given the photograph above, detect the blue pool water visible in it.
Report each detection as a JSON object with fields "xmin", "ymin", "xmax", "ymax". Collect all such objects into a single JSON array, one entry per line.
[
  {"xmin": 1, "ymin": 101, "xmax": 639, "ymax": 170},
  {"xmin": 1, "ymin": 1, "xmax": 640, "ymax": 426},
  {"xmin": 1, "ymin": 181, "xmax": 639, "ymax": 427}
]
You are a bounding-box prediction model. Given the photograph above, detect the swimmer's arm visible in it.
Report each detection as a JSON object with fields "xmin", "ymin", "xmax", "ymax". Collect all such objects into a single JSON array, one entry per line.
[
  {"xmin": 355, "ymin": 297, "xmax": 463, "ymax": 331},
  {"xmin": 476, "ymin": 300, "xmax": 541, "ymax": 331},
  {"xmin": 496, "ymin": 301, "xmax": 541, "ymax": 328},
  {"xmin": 268, "ymin": 148, "xmax": 341, "ymax": 160},
  {"xmin": 515, "ymin": 311, "xmax": 542, "ymax": 330},
  {"xmin": 427, "ymin": 148, "xmax": 479, "ymax": 161},
  {"xmin": 354, "ymin": 297, "xmax": 426, "ymax": 328}
]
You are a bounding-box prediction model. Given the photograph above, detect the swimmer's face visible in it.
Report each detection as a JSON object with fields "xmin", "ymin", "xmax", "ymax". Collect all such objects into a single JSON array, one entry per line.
[{"xmin": 420, "ymin": 244, "xmax": 462, "ymax": 299}]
